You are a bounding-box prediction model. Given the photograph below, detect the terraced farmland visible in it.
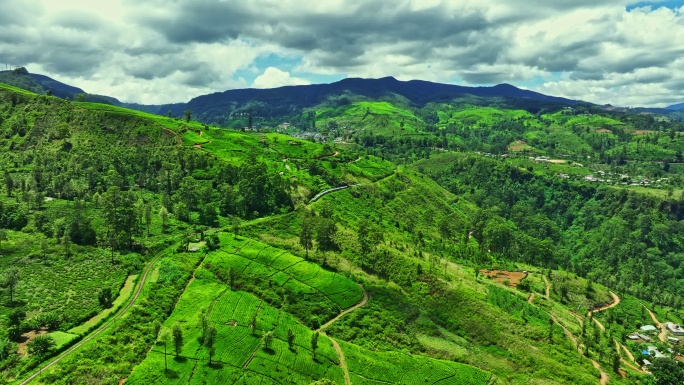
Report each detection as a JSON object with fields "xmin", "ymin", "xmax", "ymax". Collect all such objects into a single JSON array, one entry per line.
[
  {"xmin": 341, "ymin": 340, "xmax": 491, "ymax": 385},
  {"xmin": 126, "ymin": 273, "xmax": 345, "ymax": 384},
  {"xmin": 205, "ymin": 236, "xmax": 363, "ymax": 327},
  {"xmin": 127, "ymin": 238, "xmax": 491, "ymax": 384}
]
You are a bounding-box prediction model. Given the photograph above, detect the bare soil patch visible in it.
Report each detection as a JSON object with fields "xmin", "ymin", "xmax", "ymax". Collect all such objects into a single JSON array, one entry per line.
[
  {"xmin": 17, "ymin": 329, "xmax": 48, "ymax": 356},
  {"xmin": 633, "ymin": 130, "xmax": 657, "ymax": 135},
  {"xmin": 480, "ymin": 269, "xmax": 527, "ymax": 287},
  {"xmin": 676, "ymin": 356, "xmax": 684, "ymax": 363},
  {"xmin": 508, "ymin": 140, "xmax": 529, "ymax": 151},
  {"xmin": 595, "ymin": 129, "xmax": 612, "ymax": 133}
]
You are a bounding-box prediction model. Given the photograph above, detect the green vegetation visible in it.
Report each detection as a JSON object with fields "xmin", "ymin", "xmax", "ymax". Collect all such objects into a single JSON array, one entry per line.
[{"xmin": 1, "ymin": 80, "xmax": 684, "ymax": 384}]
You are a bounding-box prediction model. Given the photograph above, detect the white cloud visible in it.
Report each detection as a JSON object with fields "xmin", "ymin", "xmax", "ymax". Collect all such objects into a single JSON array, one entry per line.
[
  {"xmin": 1, "ymin": 0, "xmax": 683, "ymax": 106},
  {"xmin": 252, "ymin": 67, "xmax": 310, "ymax": 89}
]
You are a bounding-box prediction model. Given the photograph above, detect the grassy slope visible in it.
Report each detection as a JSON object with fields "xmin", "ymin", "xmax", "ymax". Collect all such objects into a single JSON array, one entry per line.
[
  {"xmin": 0, "ymin": 83, "xmax": 670, "ymax": 384},
  {"xmin": 238, "ymin": 171, "xmax": 632, "ymax": 385},
  {"xmin": 127, "ymin": 235, "xmax": 490, "ymax": 385}
]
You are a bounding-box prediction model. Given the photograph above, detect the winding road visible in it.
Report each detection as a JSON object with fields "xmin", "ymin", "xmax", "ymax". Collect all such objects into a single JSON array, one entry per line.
[
  {"xmin": 614, "ymin": 340, "xmax": 649, "ymax": 374},
  {"xmin": 17, "ymin": 247, "xmax": 170, "ymax": 385},
  {"xmin": 645, "ymin": 307, "xmax": 668, "ymax": 343},
  {"xmin": 589, "ymin": 292, "xmax": 621, "ymax": 315},
  {"xmin": 536, "ymin": 273, "xmax": 614, "ymax": 385}
]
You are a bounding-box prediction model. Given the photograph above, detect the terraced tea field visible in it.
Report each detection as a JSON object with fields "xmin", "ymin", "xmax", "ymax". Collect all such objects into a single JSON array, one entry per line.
[
  {"xmin": 127, "ymin": 237, "xmax": 491, "ymax": 384},
  {"xmin": 341, "ymin": 340, "xmax": 491, "ymax": 385},
  {"xmin": 205, "ymin": 236, "xmax": 363, "ymax": 326}
]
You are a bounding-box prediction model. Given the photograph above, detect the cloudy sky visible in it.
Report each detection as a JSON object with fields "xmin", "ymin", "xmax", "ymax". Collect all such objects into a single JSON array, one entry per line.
[{"xmin": 1, "ymin": 0, "xmax": 683, "ymax": 107}]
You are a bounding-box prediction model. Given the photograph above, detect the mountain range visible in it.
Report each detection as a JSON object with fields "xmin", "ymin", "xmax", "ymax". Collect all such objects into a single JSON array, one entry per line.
[{"xmin": 2, "ymin": 67, "xmax": 683, "ymax": 122}]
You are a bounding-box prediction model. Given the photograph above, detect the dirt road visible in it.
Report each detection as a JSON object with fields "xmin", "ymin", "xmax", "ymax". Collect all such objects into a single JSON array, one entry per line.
[
  {"xmin": 18, "ymin": 247, "xmax": 170, "ymax": 385},
  {"xmin": 645, "ymin": 307, "xmax": 668, "ymax": 343},
  {"xmin": 588, "ymin": 291, "xmax": 621, "ymax": 317},
  {"xmin": 316, "ymin": 284, "xmax": 368, "ymax": 385},
  {"xmin": 318, "ymin": 284, "xmax": 369, "ymax": 332},
  {"xmin": 542, "ymin": 275, "xmax": 550, "ymax": 299}
]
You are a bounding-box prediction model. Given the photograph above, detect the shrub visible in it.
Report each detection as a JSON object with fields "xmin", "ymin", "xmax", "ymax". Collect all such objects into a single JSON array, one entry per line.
[{"xmin": 27, "ymin": 335, "xmax": 55, "ymax": 356}]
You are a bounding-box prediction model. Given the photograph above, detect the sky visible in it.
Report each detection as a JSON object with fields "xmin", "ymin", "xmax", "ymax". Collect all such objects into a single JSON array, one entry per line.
[{"xmin": 1, "ymin": 0, "xmax": 683, "ymax": 107}]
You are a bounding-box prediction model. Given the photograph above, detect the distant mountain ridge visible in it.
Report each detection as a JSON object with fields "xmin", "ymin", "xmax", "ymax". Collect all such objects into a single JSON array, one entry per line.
[
  {"xmin": 5, "ymin": 68, "xmax": 683, "ymax": 124},
  {"xmin": 161, "ymin": 76, "xmax": 586, "ymax": 125},
  {"xmin": 667, "ymin": 102, "xmax": 684, "ymax": 111}
]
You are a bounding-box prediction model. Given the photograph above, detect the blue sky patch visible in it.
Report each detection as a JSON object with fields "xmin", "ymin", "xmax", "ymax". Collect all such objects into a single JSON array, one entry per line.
[{"xmin": 627, "ymin": 0, "xmax": 684, "ymax": 11}]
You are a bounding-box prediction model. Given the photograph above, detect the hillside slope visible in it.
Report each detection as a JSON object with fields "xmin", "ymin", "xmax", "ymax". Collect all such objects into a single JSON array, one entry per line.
[{"xmin": 1, "ymin": 81, "xmax": 683, "ymax": 384}]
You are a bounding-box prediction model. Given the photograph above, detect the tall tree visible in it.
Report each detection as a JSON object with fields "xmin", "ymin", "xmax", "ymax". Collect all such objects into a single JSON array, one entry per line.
[
  {"xmin": 438, "ymin": 217, "xmax": 453, "ymax": 241},
  {"xmin": 144, "ymin": 203, "xmax": 152, "ymax": 236},
  {"xmin": 358, "ymin": 218, "xmax": 383, "ymax": 266},
  {"xmin": 315, "ymin": 218, "xmax": 337, "ymax": 251},
  {"xmin": 3, "ymin": 267, "xmax": 20, "ymax": 303},
  {"xmin": 299, "ymin": 217, "xmax": 314, "ymax": 258},
  {"xmin": 172, "ymin": 325, "xmax": 183, "ymax": 357},
  {"xmin": 262, "ymin": 331, "xmax": 273, "ymax": 350},
  {"xmin": 251, "ymin": 312, "xmax": 258, "ymax": 335},
  {"xmin": 160, "ymin": 331, "xmax": 171, "ymax": 371},
  {"xmin": 102, "ymin": 186, "xmax": 137, "ymax": 250},
  {"xmin": 204, "ymin": 325, "xmax": 217, "ymax": 364},
  {"xmin": 62, "ymin": 230, "xmax": 72, "ymax": 257},
  {"xmin": 184, "ymin": 109, "xmax": 192, "ymax": 122},
  {"xmin": 311, "ymin": 332, "xmax": 319, "ymax": 360},
  {"xmin": 27, "ymin": 335, "xmax": 55, "ymax": 357},
  {"xmin": 98, "ymin": 288, "xmax": 113, "ymax": 308},
  {"xmin": 159, "ymin": 206, "xmax": 169, "ymax": 231},
  {"xmin": 232, "ymin": 216, "xmax": 241, "ymax": 239},
  {"xmin": 3, "ymin": 170, "xmax": 13, "ymax": 197},
  {"xmin": 287, "ymin": 328, "xmax": 295, "ymax": 350}
]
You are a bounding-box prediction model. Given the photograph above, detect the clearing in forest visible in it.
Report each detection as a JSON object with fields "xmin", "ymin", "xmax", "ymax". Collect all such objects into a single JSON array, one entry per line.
[{"xmin": 480, "ymin": 269, "xmax": 527, "ymax": 287}]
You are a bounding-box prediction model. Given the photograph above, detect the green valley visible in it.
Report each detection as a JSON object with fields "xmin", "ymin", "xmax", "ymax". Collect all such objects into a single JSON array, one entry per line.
[{"xmin": 1, "ymin": 76, "xmax": 684, "ymax": 385}]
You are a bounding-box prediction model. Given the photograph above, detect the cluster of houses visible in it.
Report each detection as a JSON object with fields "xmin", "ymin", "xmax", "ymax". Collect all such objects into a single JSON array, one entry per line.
[
  {"xmin": 626, "ymin": 323, "xmax": 682, "ymax": 368},
  {"xmin": 555, "ymin": 170, "xmax": 672, "ymax": 188}
]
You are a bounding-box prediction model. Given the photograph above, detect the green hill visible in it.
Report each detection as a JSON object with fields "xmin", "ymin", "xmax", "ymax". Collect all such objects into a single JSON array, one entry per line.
[{"xmin": 1, "ymin": 82, "xmax": 683, "ymax": 385}]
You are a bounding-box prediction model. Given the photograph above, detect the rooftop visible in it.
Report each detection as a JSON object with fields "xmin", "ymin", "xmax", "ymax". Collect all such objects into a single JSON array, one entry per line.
[{"xmin": 641, "ymin": 325, "xmax": 658, "ymax": 332}]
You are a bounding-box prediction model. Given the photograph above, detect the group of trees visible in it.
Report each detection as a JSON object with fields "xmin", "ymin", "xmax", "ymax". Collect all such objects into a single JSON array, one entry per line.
[
  {"xmin": 421, "ymin": 154, "xmax": 684, "ymax": 306},
  {"xmin": 0, "ymin": 92, "xmax": 295, "ymax": 260},
  {"xmin": 299, "ymin": 207, "xmax": 340, "ymax": 257}
]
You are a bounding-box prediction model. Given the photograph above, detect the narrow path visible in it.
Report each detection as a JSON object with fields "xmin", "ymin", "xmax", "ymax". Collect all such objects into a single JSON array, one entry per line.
[
  {"xmin": 547, "ymin": 298, "xmax": 608, "ymax": 384},
  {"xmin": 614, "ymin": 340, "xmax": 649, "ymax": 374},
  {"xmin": 644, "ymin": 306, "xmax": 668, "ymax": 343},
  {"xmin": 620, "ymin": 343, "xmax": 636, "ymax": 364},
  {"xmin": 242, "ymin": 304, "xmax": 265, "ymax": 369},
  {"xmin": 542, "ymin": 275, "xmax": 550, "ymax": 300},
  {"xmin": 593, "ymin": 317, "xmax": 606, "ymax": 332},
  {"xmin": 315, "ymin": 284, "xmax": 368, "ymax": 385},
  {"xmin": 160, "ymin": 126, "xmax": 183, "ymax": 145},
  {"xmin": 589, "ymin": 292, "xmax": 621, "ymax": 315},
  {"xmin": 527, "ymin": 293, "xmax": 535, "ymax": 304},
  {"xmin": 548, "ymin": 313, "xmax": 578, "ymax": 349},
  {"xmin": 568, "ymin": 311, "xmax": 584, "ymax": 327},
  {"xmin": 18, "ymin": 246, "xmax": 170, "ymax": 385},
  {"xmin": 317, "ymin": 284, "xmax": 369, "ymax": 332},
  {"xmin": 591, "ymin": 359, "xmax": 609, "ymax": 385},
  {"xmin": 324, "ymin": 334, "xmax": 350, "ymax": 385}
]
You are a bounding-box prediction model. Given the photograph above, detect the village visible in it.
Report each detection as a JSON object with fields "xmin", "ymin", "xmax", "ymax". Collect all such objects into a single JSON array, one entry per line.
[{"xmin": 627, "ymin": 321, "xmax": 684, "ymax": 369}]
